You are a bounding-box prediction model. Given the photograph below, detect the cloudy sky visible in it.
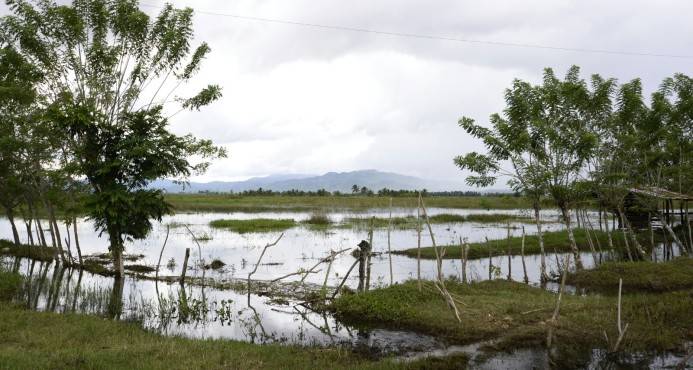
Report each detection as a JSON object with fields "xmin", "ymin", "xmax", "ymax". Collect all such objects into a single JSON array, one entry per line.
[{"xmin": 5, "ymin": 1, "xmax": 693, "ymax": 184}]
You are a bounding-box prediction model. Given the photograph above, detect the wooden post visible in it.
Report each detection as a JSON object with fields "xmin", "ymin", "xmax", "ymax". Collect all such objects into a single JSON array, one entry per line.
[
  {"xmin": 365, "ymin": 219, "xmax": 373, "ymax": 291},
  {"xmin": 486, "ymin": 237, "xmax": 492, "ymax": 280},
  {"xmin": 506, "ymin": 223, "xmax": 512, "ymax": 281},
  {"xmin": 417, "ymin": 202, "xmax": 422, "ymax": 291},
  {"xmin": 521, "ymin": 226, "xmax": 528, "ymax": 284},
  {"xmin": 156, "ymin": 225, "xmax": 171, "ymax": 281},
  {"xmin": 387, "ymin": 197, "xmax": 393, "ymax": 285},
  {"xmin": 180, "ymin": 248, "xmax": 190, "ymax": 285},
  {"xmin": 332, "ymin": 259, "xmax": 360, "ymax": 299}
]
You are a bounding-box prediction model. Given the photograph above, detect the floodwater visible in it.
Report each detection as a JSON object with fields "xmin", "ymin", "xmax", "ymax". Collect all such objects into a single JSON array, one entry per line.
[
  {"xmin": 0, "ymin": 208, "xmax": 577, "ymax": 288},
  {"xmin": 0, "ymin": 207, "xmax": 687, "ymax": 367}
]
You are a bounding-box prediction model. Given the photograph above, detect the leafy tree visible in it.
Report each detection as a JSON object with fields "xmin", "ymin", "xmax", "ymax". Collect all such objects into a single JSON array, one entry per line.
[
  {"xmin": 351, "ymin": 184, "xmax": 359, "ymax": 194},
  {"xmin": 455, "ymin": 79, "xmax": 552, "ymax": 281},
  {"xmin": 0, "ymin": 45, "xmax": 41, "ymax": 245},
  {"xmin": 3, "ymin": 0, "xmax": 225, "ymax": 276}
]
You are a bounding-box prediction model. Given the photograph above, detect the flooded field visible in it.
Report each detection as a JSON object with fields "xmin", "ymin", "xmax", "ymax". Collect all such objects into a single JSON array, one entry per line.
[
  {"xmin": 0, "ymin": 208, "xmax": 578, "ymax": 288},
  {"xmin": 0, "ymin": 207, "xmax": 687, "ymax": 367}
]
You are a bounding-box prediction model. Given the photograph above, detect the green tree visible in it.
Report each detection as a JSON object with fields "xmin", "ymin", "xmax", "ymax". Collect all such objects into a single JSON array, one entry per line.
[
  {"xmin": 455, "ymin": 79, "xmax": 552, "ymax": 281},
  {"xmin": 0, "ymin": 45, "xmax": 41, "ymax": 246},
  {"xmin": 3, "ymin": 0, "xmax": 225, "ymax": 276}
]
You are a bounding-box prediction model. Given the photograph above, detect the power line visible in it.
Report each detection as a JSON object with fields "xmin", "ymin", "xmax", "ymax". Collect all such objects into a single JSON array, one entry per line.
[{"xmin": 139, "ymin": 2, "xmax": 693, "ymax": 60}]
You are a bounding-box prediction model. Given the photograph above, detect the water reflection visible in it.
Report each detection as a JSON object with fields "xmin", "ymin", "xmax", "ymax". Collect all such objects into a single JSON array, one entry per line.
[{"xmin": 3, "ymin": 256, "xmax": 456, "ymax": 356}]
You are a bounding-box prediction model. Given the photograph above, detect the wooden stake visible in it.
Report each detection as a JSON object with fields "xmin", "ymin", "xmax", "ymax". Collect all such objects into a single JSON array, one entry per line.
[
  {"xmin": 417, "ymin": 201, "xmax": 422, "ymax": 291},
  {"xmin": 332, "ymin": 259, "xmax": 360, "ymax": 299},
  {"xmin": 521, "ymin": 226, "xmax": 528, "ymax": 284},
  {"xmin": 507, "ymin": 223, "xmax": 512, "ymax": 281},
  {"xmin": 365, "ymin": 218, "xmax": 373, "ymax": 291},
  {"xmin": 180, "ymin": 248, "xmax": 190, "ymax": 285},
  {"xmin": 155, "ymin": 225, "xmax": 171, "ymax": 281},
  {"xmin": 247, "ymin": 233, "xmax": 284, "ymax": 293},
  {"xmin": 387, "ymin": 197, "xmax": 393, "ymax": 285}
]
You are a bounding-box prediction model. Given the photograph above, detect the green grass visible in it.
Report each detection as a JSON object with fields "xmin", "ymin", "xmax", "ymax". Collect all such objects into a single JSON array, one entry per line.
[
  {"xmin": 0, "ymin": 303, "xmax": 433, "ymax": 370},
  {"xmin": 0, "ymin": 240, "xmax": 55, "ymax": 262},
  {"xmin": 0, "ymin": 266, "xmax": 461, "ymax": 369},
  {"xmin": 0, "ymin": 271, "xmax": 23, "ymax": 301},
  {"xmin": 566, "ymin": 258, "xmax": 693, "ymax": 293},
  {"xmin": 330, "ymin": 279, "xmax": 692, "ymax": 366},
  {"xmin": 343, "ymin": 213, "xmax": 532, "ymax": 230},
  {"xmin": 209, "ymin": 218, "xmax": 297, "ymax": 233},
  {"xmin": 166, "ymin": 194, "xmax": 535, "ymax": 212},
  {"xmin": 394, "ymin": 229, "xmax": 630, "ymax": 260}
]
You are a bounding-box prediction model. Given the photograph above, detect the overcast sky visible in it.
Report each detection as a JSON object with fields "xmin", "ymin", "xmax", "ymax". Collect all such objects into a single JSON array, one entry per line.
[{"xmin": 4, "ymin": 1, "xmax": 693, "ymax": 184}]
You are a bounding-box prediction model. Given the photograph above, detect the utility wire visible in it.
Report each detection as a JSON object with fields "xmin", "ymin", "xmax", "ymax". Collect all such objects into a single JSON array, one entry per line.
[{"xmin": 139, "ymin": 2, "xmax": 693, "ymax": 60}]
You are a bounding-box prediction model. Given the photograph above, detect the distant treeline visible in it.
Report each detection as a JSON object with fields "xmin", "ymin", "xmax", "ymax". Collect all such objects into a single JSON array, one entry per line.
[{"xmin": 191, "ymin": 187, "xmax": 520, "ymax": 197}]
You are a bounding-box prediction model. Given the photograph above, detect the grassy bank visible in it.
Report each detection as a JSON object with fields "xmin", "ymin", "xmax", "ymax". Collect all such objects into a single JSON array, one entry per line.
[
  {"xmin": 394, "ymin": 229, "xmax": 629, "ymax": 260},
  {"xmin": 330, "ymin": 279, "xmax": 692, "ymax": 366},
  {"xmin": 209, "ymin": 218, "xmax": 297, "ymax": 233},
  {"xmin": 566, "ymin": 258, "xmax": 693, "ymax": 293},
  {"xmin": 0, "ymin": 266, "xmax": 464, "ymax": 369},
  {"xmin": 166, "ymin": 194, "xmax": 534, "ymax": 212},
  {"xmin": 344, "ymin": 213, "xmax": 533, "ymax": 230},
  {"xmin": 0, "ymin": 304, "xmax": 426, "ymax": 370}
]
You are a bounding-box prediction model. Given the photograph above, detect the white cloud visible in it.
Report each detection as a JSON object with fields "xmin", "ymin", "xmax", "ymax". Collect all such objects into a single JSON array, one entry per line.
[{"xmin": 3, "ymin": 0, "xmax": 692, "ymax": 183}]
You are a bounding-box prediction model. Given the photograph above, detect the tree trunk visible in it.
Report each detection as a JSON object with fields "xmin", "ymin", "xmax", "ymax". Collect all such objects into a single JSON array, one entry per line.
[
  {"xmin": 73, "ymin": 217, "xmax": 82, "ymax": 265},
  {"xmin": 110, "ymin": 232, "xmax": 125, "ymax": 277},
  {"xmin": 46, "ymin": 202, "xmax": 67, "ymax": 264},
  {"xmin": 560, "ymin": 206, "xmax": 583, "ymax": 270},
  {"xmin": 6, "ymin": 207, "xmax": 21, "ymax": 246},
  {"xmin": 604, "ymin": 210, "xmax": 614, "ymax": 255},
  {"xmin": 25, "ymin": 221, "xmax": 34, "ymax": 246},
  {"xmin": 534, "ymin": 205, "xmax": 548, "ymax": 282}
]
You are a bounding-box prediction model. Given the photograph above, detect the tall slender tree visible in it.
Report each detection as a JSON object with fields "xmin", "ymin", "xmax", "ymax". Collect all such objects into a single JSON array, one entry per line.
[{"xmin": 3, "ymin": 0, "xmax": 226, "ymax": 276}]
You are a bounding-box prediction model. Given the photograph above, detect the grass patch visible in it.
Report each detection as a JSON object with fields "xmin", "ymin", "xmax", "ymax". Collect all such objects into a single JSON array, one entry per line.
[
  {"xmin": 0, "ymin": 271, "xmax": 23, "ymax": 301},
  {"xmin": 330, "ymin": 279, "xmax": 692, "ymax": 363},
  {"xmin": 166, "ymin": 194, "xmax": 536, "ymax": 212},
  {"xmin": 124, "ymin": 265, "xmax": 156, "ymax": 274},
  {"xmin": 342, "ymin": 213, "xmax": 531, "ymax": 230},
  {"xmin": 303, "ymin": 211, "xmax": 333, "ymax": 226},
  {"xmin": 204, "ymin": 259, "xmax": 226, "ymax": 270},
  {"xmin": 0, "ymin": 304, "xmax": 424, "ymax": 370},
  {"xmin": 566, "ymin": 258, "xmax": 693, "ymax": 293},
  {"xmin": 209, "ymin": 218, "xmax": 297, "ymax": 233},
  {"xmin": 462, "ymin": 213, "xmax": 532, "ymax": 223},
  {"xmin": 0, "ymin": 240, "xmax": 55, "ymax": 262},
  {"xmin": 394, "ymin": 229, "xmax": 630, "ymax": 260}
]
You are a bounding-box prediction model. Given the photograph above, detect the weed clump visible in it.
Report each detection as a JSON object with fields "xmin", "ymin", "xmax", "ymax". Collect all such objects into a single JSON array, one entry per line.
[{"xmin": 209, "ymin": 218, "xmax": 296, "ymax": 233}]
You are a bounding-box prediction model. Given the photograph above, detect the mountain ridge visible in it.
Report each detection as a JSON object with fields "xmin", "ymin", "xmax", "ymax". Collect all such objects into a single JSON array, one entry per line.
[{"xmin": 150, "ymin": 170, "xmax": 468, "ymax": 193}]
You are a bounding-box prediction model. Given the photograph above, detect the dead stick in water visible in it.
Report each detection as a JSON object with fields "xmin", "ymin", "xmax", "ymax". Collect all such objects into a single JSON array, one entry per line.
[
  {"xmin": 460, "ymin": 237, "xmax": 467, "ymax": 284},
  {"xmin": 547, "ymin": 254, "xmax": 571, "ymax": 349},
  {"xmin": 486, "ymin": 237, "xmax": 493, "ymax": 280},
  {"xmin": 299, "ymin": 247, "xmax": 351, "ymax": 283},
  {"xmin": 417, "ymin": 201, "xmax": 422, "ymax": 291},
  {"xmin": 331, "ymin": 259, "xmax": 360, "ymax": 299},
  {"xmin": 155, "ymin": 225, "xmax": 171, "ymax": 281},
  {"xmin": 419, "ymin": 192, "xmax": 442, "ymax": 283},
  {"xmin": 521, "ymin": 226, "xmax": 528, "ymax": 284},
  {"xmin": 507, "ymin": 223, "xmax": 512, "ymax": 281},
  {"xmin": 247, "ymin": 233, "xmax": 284, "ymax": 293},
  {"xmin": 387, "ymin": 197, "xmax": 393, "ymax": 286}
]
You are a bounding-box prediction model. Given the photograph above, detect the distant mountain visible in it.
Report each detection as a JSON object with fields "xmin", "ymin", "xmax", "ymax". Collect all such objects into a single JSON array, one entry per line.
[{"xmin": 151, "ymin": 170, "xmax": 467, "ymax": 193}]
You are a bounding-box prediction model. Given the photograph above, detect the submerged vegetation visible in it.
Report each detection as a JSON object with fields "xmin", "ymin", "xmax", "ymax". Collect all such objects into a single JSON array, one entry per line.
[
  {"xmin": 166, "ymin": 194, "xmax": 535, "ymax": 212},
  {"xmin": 209, "ymin": 218, "xmax": 297, "ymax": 233},
  {"xmin": 395, "ymin": 229, "xmax": 630, "ymax": 260}
]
